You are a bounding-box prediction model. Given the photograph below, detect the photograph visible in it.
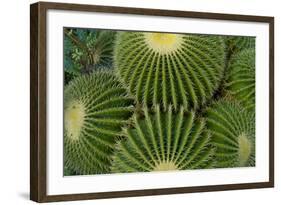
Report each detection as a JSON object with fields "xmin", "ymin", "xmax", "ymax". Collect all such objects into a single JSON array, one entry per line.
[
  {"xmin": 29, "ymin": 2, "xmax": 274, "ymax": 202},
  {"xmin": 63, "ymin": 28, "xmax": 256, "ymax": 176}
]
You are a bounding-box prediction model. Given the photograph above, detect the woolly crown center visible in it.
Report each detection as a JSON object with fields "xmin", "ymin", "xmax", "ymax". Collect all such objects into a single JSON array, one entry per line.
[
  {"xmin": 153, "ymin": 161, "xmax": 179, "ymax": 171},
  {"xmin": 145, "ymin": 33, "xmax": 183, "ymax": 54},
  {"xmin": 65, "ymin": 100, "xmax": 85, "ymax": 141},
  {"xmin": 238, "ymin": 133, "xmax": 252, "ymax": 166}
]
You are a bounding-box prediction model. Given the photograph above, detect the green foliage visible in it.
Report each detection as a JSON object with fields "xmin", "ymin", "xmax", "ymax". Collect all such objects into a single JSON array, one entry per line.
[
  {"xmin": 205, "ymin": 100, "xmax": 255, "ymax": 167},
  {"xmin": 111, "ymin": 105, "xmax": 215, "ymax": 173},
  {"xmin": 226, "ymin": 49, "xmax": 255, "ymax": 111},
  {"xmin": 64, "ymin": 28, "xmax": 116, "ymax": 83},
  {"xmin": 114, "ymin": 32, "xmax": 226, "ymax": 111},
  {"xmin": 64, "ymin": 71, "xmax": 134, "ymax": 174}
]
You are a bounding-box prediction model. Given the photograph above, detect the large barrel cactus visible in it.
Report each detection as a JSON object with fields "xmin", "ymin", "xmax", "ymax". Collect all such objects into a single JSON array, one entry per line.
[
  {"xmin": 226, "ymin": 49, "xmax": 255, "ymax": 111},
  {"xmin": 205, "ymin": 100, "xmax": 255, "ymax": 167},
  {"xmin": 64, "ymin": 71, "xmax": 134, "ymax": 174},
  {"xmin": 111, "ymin": 105, "xmax": 215, "ymax": 173},
  {"xmin": 114, "ymin": 32, "xmax": 226, "ymax": 111}
]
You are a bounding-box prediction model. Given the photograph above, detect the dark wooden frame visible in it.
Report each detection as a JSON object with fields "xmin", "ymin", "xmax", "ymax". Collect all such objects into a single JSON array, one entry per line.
[{"xmin": 30, "ymin": 1, "xmax": 274, "ymax": 203}]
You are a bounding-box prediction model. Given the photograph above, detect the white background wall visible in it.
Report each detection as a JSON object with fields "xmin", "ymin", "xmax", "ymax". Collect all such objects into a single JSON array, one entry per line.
[{"xmin": 0, "ymin": 0, "xmax": 279, "ymax": 204}]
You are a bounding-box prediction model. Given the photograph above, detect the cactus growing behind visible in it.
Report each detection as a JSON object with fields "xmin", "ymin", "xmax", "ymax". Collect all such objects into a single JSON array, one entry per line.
[
  {"xmin": 114, "ymin": 32, "xmax": 226, "ymax": 111},
  {"xmin": 226, "ymin": 49, "xmax": 255, "ymax": 111},
  {"xmin": 64, "ymin": 29, "xmax": 116, "ymax": 79},
  {"xmin": 205, "ymin": 100, "xmax": 255, "ymax": 167},
  {"xmin": 111, "ymin": 105, "xmax": 215, "ymax": 173},
  {"xmin": 64, "ymin": 71, "xmax": 134, "ymax": 175},
  {"xmin": 225, "ymin": 36, "xmax": 255, "ymax": 54}
]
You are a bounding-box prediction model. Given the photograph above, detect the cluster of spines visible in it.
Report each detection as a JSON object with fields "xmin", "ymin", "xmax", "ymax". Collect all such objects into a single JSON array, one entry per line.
[
  {"xmin": 114, "ymin": 32, "xmax": 226, "ymax": 111},
  {"xmin": 111, "ymin": 105, "xmax": 215, "ymax": 173},
  {"xmin": 64, "ymin": 71, "xmax": 134, "ymax": 174}
]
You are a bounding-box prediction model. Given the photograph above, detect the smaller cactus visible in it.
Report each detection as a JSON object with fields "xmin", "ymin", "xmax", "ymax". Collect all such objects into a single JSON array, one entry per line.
[
  {"xmin": 225, "ymin": 36, "xmax": 255, "ymax": 54},
  {"xmin": 111, "ymin": 105, "xmax": 215, "ymax": 173},
  {"xmin": 226, "ymin": 49, "xmax": 255, "ymax": 111},
  {"xmin": 205, "ymin": 100, "xmax": 255, "ymax": 167},
  {"xmin": 64, "ymin": 71, "xmax": 134, "ymax": 175}
]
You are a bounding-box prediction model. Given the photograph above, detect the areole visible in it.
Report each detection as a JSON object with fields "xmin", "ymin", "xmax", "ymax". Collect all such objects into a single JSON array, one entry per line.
[
  {"xmin": 64, "ymin": 100, "xmax": 85, "ymax": 141},
  {"xmin": 144, "ymin": 33, "xmax": 183, "ymax": 54}
]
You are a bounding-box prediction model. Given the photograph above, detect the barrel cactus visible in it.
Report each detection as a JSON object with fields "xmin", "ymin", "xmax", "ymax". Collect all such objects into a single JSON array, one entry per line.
[
  {"xmin": 64, "ymin": 71, "xmax": 134, "ymax": 174},
  {"xmin": 225, "ymin": 36, "xmax": 255, "ymax": 54},
  {"xmin": 226, "ymin": 49, "xmax": 255, "ymax": 111},
  {"xmin": 114, "ymin": 32, "xmax": 226, "ymax": 111},
  {"xmin": 205, "ymin": 100, "xmax": 255, "ymax": 167},
  {"xmin": 111, "ymin": 105, "xmax": 215, "ymax": 173}
]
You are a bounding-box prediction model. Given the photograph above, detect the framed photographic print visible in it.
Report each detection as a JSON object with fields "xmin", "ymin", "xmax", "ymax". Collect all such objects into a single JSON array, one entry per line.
[{"xmin": 30, "ymin": 1, "xmax": 274, "ymax": 202}]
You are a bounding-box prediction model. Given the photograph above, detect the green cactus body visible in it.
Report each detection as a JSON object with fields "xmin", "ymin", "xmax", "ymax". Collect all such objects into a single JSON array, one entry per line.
[
  {"xmin": 64, "ymin": 165, "xmax": 77, "ymax": 176},
  {"xmin": 114, "ymin": 32, "xmax": 226, "ymax": 111},
  {"xmin": 225, "ymin": 36, "xmax": 255, "ymax": 54},
  {"xmin": 205, "ymin": 100, "xmax": 255, "ymax": 167},
  {"xmin": 226, "ymin": 49, "xmax": 255, "ymax": 111},
  {"xmin": 64, "ymin": 71, "xmax": 134, "ymax": 174},
  {"xmin": 111, "ymin": 105, "xmax": 215, "ymax": 173},
  {"xmin": 86, "ymin": 31, "xmax": 116, "ymax": 68}
]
